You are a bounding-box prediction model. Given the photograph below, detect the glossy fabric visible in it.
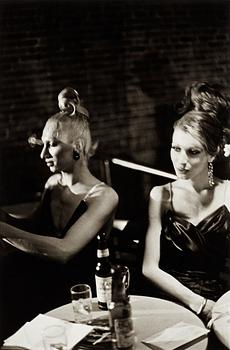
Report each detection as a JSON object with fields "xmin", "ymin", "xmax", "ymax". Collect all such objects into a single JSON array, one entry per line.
[{"xmin": 160, "ymin": 206, "xmax": 230, "ymax": 300}]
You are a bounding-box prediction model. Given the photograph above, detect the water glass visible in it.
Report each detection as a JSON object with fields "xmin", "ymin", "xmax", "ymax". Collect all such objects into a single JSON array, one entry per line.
[
  {"xmin": 114, "ymin": 265, "xmax": 130, "ymax": 295},
  {"xmin": 42, "ymin": 325, "xmax": 67, "ymax": 350},
  {"xmin": 106, "ymin": 265, "xmax": 130, "ymax": 308},
  {"xmin": 70, "ymin": 283, "xmax": 92, "ymax": 323},
  {"xmin": 118, "ymin": 265, "xmax": 130, "ymax": 292}
]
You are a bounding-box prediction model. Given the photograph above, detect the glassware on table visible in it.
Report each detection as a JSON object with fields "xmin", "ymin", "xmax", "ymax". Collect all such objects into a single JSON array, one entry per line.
[
  {"xmin": 119, "ymin": 265, "xmax": 130, "ymax": 292},
  {"xmin": 42, "ymin": 325, "xmax": 67, "ymax": 350},
  {"xmin": 95, "ymin": 232, "xmax": 113, "ymax": 310},
  {"xmin": 108, "ymin": 265, "xmax": 135, "ymax": 349},
  {"xmin": 70, "ymin": 283, "xmax": 92, "ymax": 324},
  {"xmin": 105, "ymin": 265, "xmax": 130, "ymax": 309},
  {"xmin": 114, "ymin": 265, "xmax": 130, "ymax": 297}
]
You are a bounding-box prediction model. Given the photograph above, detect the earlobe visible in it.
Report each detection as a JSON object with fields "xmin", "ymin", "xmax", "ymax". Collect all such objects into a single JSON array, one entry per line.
[
  {"xmin": 75, "ymin": 138, "xmax": 85, "ymax": 156},
  {"xmin": 208, "ymin": 155, "xmax": 215, "ymax": 163},
  {"xmin": 209, "ymin": 146, "xmax": 220, "ymax": 162},
  {"xmin": 72, "ymin": 140, "xmax": 82, "ymax": 160},
  {"xmin": 77, "ymin": 138, "xmax": 84, "ymax": 152}
]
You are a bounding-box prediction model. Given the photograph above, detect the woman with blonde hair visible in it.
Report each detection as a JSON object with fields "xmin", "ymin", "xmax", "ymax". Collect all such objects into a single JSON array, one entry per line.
[{"xmin": 0, "ymin": 87, "xmax": 118, "ymax": 337}]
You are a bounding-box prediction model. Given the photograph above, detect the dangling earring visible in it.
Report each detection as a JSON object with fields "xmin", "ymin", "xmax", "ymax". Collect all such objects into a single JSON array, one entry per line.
[
  {"xmin": 208, "ymin": 162, "xmax": 214, "ymax": 188},
  {"xmin": 73, "ymin": 150, "xmax": 80, "ymax": 161}
]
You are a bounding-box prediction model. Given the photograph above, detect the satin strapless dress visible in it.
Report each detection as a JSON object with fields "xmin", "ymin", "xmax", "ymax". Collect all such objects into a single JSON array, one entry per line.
[{"xmin": 160, "ymin": 205, "xmax": 230, "ymax": 300}]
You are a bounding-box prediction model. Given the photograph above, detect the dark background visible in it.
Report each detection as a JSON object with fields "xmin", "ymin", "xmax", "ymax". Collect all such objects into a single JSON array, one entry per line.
[{"xmin": 0, "ymin": 0, "xmax": 230, "ymax": 217}]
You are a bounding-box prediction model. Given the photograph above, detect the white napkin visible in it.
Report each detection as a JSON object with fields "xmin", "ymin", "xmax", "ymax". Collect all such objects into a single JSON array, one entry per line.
[
  {"xmin": 142, "ymin": 321, "xmax": 209, "ymax": 350},
  {"xmin": 4, "ymin": 314, "xmax": 93, "ymax": 350}
]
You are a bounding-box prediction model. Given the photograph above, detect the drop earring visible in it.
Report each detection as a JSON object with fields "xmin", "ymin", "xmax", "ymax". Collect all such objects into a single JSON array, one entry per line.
[
  {"xmin": 208, "ymin": 161, "xmax": 214, "ymax": 188},
  {"xmin": 73, "ymin": 150, "xmax": 80, "ymax": 161}
]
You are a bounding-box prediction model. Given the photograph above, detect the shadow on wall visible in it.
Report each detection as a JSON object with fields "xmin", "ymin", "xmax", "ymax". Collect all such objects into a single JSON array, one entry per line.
[{"xmin": 132, "ymin": 50, "xmax": 179, "ymax": 171}]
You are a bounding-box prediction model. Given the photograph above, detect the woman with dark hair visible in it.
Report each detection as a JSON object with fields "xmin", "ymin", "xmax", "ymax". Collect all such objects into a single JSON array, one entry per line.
[
  {"xmin": 142, "ymin": 108, "xmax": 230, "ymax": 323},
  {"xmin": 177, "ymin": 81, "xmax": 230, "ymax": 122},
  {"xmin": 0, "ymin": 87, "xmax": 118, "ymax": 338},
  {"xmin": 178, "ymin": 80, "xmax": 230, "ymax": 179}
]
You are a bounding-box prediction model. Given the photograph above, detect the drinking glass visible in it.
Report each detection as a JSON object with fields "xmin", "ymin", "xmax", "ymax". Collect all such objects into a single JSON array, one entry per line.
[
  {"xmin": 106, "ymin": 265, "xmax": 130, "ymax": 308},
  {"xmin": 70, "ymin": 283, "xmax": 92, "ymax": 323},
  {"xmin": 121, "ymin": 265, "xmax": 130, "ymax": 291},
  {"xmin": 42, "ymin": 325, "xmax": 67, "ymax": 350},
  {"xmin": 115, "ymin": 265, "xmax": 130, "ymax": 293}
]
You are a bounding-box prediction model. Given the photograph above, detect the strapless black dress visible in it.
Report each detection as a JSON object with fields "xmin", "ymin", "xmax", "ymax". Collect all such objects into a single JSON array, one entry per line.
[{"xmin": 160, "ymin": 205, "xmax": 230, "ymax": 300}]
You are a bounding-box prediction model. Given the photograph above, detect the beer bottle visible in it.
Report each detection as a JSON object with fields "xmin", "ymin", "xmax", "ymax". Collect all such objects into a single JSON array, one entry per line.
[
  {"xmin": 95, "ymin": 232, "xmax": 112, "ymax": 310},
  {"xmin": 108, "ymin": 265, "xmax": 135, "ymax": 349}
]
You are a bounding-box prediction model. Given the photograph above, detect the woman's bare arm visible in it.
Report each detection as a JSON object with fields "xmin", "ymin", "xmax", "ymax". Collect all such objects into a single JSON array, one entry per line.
[
  {"xmin": 0, "ymin": 185, "xmax": 118, "ymax": 263},
  {"xmin": 142, "ymin": 185, "xmax": 212, "ymax": 314}
]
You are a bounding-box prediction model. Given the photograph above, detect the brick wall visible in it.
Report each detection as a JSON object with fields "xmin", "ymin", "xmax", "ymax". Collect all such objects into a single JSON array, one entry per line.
[{"xmin": 0, "ymin": 0, "xmax": 230, "ymax": 206}]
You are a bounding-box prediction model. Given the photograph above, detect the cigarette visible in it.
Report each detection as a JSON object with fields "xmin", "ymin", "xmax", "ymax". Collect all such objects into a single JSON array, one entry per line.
[
  {"xmin": 92, "ymin": 332, "xmax": 110, "ymax": 345},
  {"xmin": 93, "ymin": 325, "xmax": 110, "ymax": 331}
]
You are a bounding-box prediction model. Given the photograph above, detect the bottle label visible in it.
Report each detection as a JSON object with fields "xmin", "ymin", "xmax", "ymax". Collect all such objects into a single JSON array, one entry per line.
[
  {"xmin": 114, "ymin": 317, "xmax": 135, "ymax": 348},
  {"xmin": 97, "ymin": 248, "xmax": 109, "ymax": 258},
  {"xmin": 95, "ymin": 275, "xmax": 112, "ymax": 303}
]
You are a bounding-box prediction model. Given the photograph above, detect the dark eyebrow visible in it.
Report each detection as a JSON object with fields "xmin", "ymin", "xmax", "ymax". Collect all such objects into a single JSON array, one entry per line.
[{"xmin": 189, "ymin": 145, "xmax": 203, "ymax": 150}]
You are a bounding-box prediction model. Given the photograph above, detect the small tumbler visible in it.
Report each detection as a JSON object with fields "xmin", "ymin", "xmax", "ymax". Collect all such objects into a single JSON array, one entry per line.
[
  {"xmin": 70, "ymin": 283, "xmax": 92, "ymax": 323},
  {"xmin": 42, "ymin": 325, "xmax": 67, "ymax": 350}
]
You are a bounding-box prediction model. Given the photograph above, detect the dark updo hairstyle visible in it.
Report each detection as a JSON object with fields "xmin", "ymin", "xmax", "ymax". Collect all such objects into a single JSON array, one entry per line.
[
  {"xmin": 174, "ymin": 110, "xmax": 227, "ymax": 158},
  {"xmin": 177, "ymin": 81, "xmax": 230, "ymax": 126}
]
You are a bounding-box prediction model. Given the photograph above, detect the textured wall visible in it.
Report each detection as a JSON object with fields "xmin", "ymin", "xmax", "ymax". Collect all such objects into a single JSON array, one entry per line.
[{"xmin": 0, "ymin": 0, "xmax": 230, "ymax": 206}]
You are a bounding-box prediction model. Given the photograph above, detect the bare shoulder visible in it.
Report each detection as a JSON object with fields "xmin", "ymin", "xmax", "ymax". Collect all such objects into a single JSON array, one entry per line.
[
  {"xmin": 148, "ymin": 183, "xmax": 172, "ymax": 223},
  {"xmin": 150, "ymin": 183, "xmax": 171, "ymax": 203},
  {"xmin": 87, "ymin": 182, "xmax": 119, "ymax": 208},
  {"xmin": 44, "ymin": 174, "xmax": 62, "ymax": 189}
]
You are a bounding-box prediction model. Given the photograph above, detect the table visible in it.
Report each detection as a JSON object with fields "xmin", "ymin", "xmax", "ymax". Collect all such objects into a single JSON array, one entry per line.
[
  {"xmin": 212, "ymin": 291, "xmax": 230, "ymax": 349},
  {"xmin": 47, "ymin": 295, "xmax": 210, "ymax": 350}
]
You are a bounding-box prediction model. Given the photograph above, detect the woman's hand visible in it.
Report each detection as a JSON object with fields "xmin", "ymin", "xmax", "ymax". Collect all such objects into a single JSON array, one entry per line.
[{"xmin": 201, "ymin": 299, "xmax": 215, "ymax": 323}]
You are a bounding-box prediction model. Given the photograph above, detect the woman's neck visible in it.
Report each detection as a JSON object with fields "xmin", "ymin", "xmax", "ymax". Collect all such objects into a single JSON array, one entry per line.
[
  {"xmin": 60, "ymin": 163, "xmax": 97, "ymax": 188},
  {"xmin": 179, "ymin": 176, "xmax": 214, "ymax": 193}
]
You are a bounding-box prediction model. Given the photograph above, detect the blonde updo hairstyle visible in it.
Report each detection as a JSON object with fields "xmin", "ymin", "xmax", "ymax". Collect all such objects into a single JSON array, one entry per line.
[{"xmin": 46, "ymin": 87, "xmax": 96, "ymax": 159}]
